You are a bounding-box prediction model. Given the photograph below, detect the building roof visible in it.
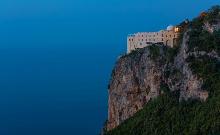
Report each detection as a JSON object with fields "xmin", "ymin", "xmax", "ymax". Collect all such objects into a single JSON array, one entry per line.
[{"xmin": 167, "ymin": 25, "xmax": 174, "ymax": 31}]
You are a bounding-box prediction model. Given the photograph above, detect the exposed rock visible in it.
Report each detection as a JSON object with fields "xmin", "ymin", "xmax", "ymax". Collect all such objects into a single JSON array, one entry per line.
[
  {"xmin": 104, "ymin": 7, "xmax": 220, "ymax": 133},
  {"xmin": 204, "ymin": 20, "xmax": 220, "ymax": 33},
  {"xmin": 172, "ymin": 31, "xmax": 208, "ymax": 101},
  {"xmin": 106, "ymin": 31, "xmax": 209, "ymax": 131},
  {"xmin": 188, "ymin": 50, "xmax": 220, "ymax": 61},
  {"xmin": 107, "ymin": 47, "xmax": 165, "ymax": 130}
]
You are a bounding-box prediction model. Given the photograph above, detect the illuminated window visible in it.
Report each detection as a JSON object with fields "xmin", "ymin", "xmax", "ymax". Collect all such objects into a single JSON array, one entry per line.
[{"xmin": 174, "ymin": 27, "xmax": 180, "ymax": 32}]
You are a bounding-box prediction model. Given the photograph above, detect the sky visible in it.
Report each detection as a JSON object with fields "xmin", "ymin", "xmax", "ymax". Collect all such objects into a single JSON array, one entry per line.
[
  {"xmin": 0, "ymin": 0, "xmax": 219, "ymax": 51},
  {"xmin": 0, "ymin": 0, "xmax": 219, "ymax": 135}
]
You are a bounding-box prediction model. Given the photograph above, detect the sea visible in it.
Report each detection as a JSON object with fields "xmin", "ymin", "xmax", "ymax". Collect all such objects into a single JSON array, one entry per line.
[{"xmin": 0, "ymin": 47, "xmax": 117, "ymax": 135}]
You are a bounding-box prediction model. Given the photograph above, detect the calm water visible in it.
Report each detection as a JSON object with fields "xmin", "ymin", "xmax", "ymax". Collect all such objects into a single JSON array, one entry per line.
[
  {"xmin": 1, "ymin": 1, "xmax": 218, "ymax": 134},
  {"xmin": 0, "ymin": 47, "xmax": 116, "ymax": 135}
]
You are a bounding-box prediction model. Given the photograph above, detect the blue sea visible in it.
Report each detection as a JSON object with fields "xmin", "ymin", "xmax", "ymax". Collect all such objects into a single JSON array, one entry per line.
[{"xmin": 0, "ymin": 47, "xmax": 118, "ymax": 135}]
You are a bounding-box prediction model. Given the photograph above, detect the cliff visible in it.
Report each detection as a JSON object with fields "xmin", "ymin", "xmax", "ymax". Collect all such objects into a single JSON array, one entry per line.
[{"xmin": 105, "ymin": 6, "xmax": 220, "ymax": 135}]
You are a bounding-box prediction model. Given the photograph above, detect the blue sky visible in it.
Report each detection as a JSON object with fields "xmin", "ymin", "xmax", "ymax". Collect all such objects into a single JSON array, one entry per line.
[{"xmin": 0, "ymin": 0, "xmax": 219, "ymax": 52}]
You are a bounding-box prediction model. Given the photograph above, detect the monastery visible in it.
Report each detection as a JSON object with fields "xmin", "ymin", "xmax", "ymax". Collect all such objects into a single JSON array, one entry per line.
[{"xmin": 127, "ymin": 25, "xmax": 180, "ymax": 53}]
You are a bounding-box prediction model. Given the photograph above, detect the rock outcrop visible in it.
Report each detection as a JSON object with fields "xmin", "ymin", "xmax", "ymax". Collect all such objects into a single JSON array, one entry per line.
[
  {"xmin": 106, "ymin": 31, "xmax": 209, "ymax": 131},
  {"xmin": 104, "ymin": 6, "xmax": 220, "ymax": 133},
  {"xmin": 204, "ymin": 20, "xmax": 220, "ymax": 33},
  {"xmin": 107, "ymin": 47, "xmax": 166, "ymax": 130}
]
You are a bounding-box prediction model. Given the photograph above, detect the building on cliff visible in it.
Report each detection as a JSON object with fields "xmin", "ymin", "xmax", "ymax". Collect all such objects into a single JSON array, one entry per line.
[{"xmin": 127, "ymin": 25, "xmax": 180, "ymax": 53}]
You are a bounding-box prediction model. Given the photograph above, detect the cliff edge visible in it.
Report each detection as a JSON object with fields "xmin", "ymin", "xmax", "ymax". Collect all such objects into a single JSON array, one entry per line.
[{"xmin": 105, "ymin": 6, "xmax": 220, "ymax": 135}]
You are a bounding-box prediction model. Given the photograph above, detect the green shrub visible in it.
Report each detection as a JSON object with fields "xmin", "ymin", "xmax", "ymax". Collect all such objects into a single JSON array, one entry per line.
[
  {"xmin": 149, "ymin": 45, "xmax": 160, "ymax": 60},
  {"xmin": 205, "ymin": 5, "xmax": 220, "ymax": 24}
]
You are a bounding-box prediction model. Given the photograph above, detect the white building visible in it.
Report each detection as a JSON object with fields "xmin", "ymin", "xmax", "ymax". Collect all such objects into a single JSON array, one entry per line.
[{"xmin": 127, "ymin": 25, "xmax": 180, "ymax": 53}]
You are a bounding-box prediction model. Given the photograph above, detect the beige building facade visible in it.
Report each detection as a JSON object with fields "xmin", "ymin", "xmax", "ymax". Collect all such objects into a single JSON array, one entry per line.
[{"xmin": 127, "ymin": 25, "xmax": 180, "ymax": 53}]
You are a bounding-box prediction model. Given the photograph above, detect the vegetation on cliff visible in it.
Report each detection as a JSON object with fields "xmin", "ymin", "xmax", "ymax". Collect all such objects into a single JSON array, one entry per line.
[
  {"xmin": 105, "ymin": 6, "xmax": 220, "ymax": 135},
  {"xmin": 188, "ymin": 6, "xmax": 220, "ymax": 54}
]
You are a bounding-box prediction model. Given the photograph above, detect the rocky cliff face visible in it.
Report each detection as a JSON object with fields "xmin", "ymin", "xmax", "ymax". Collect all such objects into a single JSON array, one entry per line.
[
  {"xmin": 106, "ymin": 6, "xmax": 220, "ymax": 131},
  {"xmin": 104, "ymin": 6, "xmax": 220, "ymax": 134},
  {"xmin": 107, "ymin": 47, "xmax": 167, "ymax": 130},
  {"xmin": 106, "ymin": 30, "xmax": 210, "ymax": 131}
]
